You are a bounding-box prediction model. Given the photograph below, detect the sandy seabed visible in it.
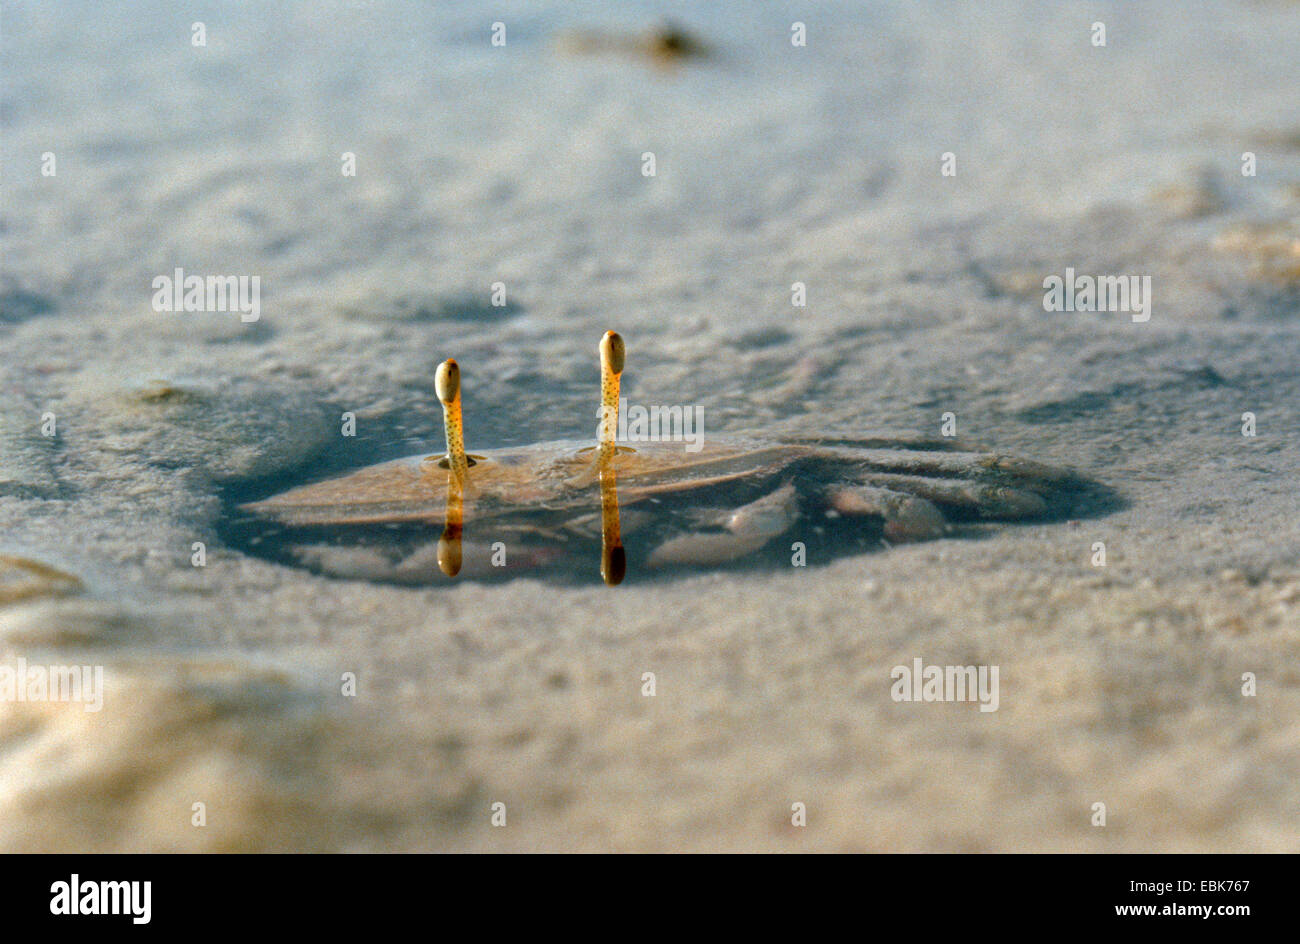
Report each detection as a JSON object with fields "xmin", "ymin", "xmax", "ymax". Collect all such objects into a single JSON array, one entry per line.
[{"xmin": 1, "ymin": 1, "xmax": 1298, "ymax": 851}]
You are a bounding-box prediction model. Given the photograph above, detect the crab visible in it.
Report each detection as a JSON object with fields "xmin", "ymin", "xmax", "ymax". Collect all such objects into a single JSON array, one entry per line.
[{"xmin": 237, "ymin": 333, "xmax": 1090, "ymax": 585}]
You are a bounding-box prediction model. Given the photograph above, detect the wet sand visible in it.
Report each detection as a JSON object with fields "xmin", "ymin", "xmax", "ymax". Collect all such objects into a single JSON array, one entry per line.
[{"xmin": 1, "ymin": 1, "xmax": 1298, "ymax": 851}]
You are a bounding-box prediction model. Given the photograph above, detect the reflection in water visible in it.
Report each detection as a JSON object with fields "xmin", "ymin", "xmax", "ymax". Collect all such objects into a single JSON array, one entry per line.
[
  {"xmin": 598, "ymin": 449, "xmax": 625, "ymax": 585},
  {"xmin": 437, "ymin": 470, "xmax": 464, "ymax": 577},
  {"xmin": 434, "ymin": 451, "xmax": 628, "ymax": 585}
]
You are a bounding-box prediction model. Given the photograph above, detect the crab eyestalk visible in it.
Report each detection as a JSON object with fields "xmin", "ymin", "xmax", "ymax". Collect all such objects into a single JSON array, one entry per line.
[
  {"xmin": 435, "ymin": 358, "xmax": 469, "ymax": 487},
  {"xmin": 595, "ymin": 331, "xmax": 626, "ymax": 585},
  {"xmin": 434, "ymin": 358, "xmax": 468, "ymax": 577},
  {"xmin": 597, "ymin": 331, "xmax": 624, "ymax": 460}
]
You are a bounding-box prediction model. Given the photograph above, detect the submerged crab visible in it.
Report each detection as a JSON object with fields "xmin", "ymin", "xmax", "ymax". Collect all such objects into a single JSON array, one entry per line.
[{"xmin": 238, "ymin": 333, "xmax": 1088, "ymax": 585}]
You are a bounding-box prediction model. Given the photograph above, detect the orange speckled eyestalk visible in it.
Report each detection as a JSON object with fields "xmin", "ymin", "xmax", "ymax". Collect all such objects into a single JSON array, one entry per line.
[
  {"xmin": 598, "ymin": 331, "xmax": 624, "ymax": 460},
  {"xmin": 435, "ymin": 358, "xmax": 469, "ymax": 487}
]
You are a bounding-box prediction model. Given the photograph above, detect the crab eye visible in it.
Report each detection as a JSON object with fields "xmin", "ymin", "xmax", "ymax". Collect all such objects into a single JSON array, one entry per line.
[
  {"xmin": 435, "ymin": 359, "xmax": 460, "ymax": 405},
  {"xmin": 600, "ymin": 331, "xmax": 625, "ymax": 375}
]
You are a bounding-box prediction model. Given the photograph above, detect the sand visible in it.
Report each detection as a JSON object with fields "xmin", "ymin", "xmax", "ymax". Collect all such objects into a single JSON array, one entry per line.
[{"xmin": 1, "ymin": 0, "xmax": 1298, "ymax": 851}]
